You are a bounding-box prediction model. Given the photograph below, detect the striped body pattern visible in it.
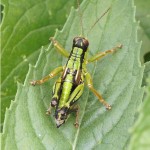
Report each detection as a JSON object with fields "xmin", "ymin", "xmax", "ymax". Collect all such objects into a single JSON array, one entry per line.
[{"xmin": 52, "ymin": 37, "xmax": 89, "ymax": 127}]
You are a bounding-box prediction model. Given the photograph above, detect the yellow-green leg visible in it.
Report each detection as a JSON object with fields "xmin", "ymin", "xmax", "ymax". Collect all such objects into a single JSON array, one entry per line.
[
  {"xmin": 50, "ymin": 37, "xmax": 70, "ymax": 58},
  {"xmin": 88, "ymin": 44, "xmax": 122, "ymax": 63},
  {"xmin": 65, "ymin": 83, "xmax": 84, "ymax": 106},
  {"xmin": 85, "ymin": 72, "xmax": 111, "ymax": 110},
  {"xmin": 70, "ymin": 104, "xmax": 80, "ymax": 128},
  {"xmin": 46, "ymin": 106, "xmax": 52, "ymax": 115},
  {"xmin": 65, "ymin": 83, "xmax": 84, "ymax": 127},
  {"xmin": 30, "ymin": 66, "xmax": 63, "ymax": 85},
  {"xmin": 46, "ymin": 77, "xmax": 62, "ymax": 115}
]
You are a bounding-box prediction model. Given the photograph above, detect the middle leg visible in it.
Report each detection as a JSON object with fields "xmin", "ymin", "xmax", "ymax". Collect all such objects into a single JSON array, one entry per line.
[
  {"xmin": 85, "ymin": 72, "xmax": 111, "ymax": 110},
  {"xmin": 30, "ymin": 66, "xmax": 63, "ymax": 86}
]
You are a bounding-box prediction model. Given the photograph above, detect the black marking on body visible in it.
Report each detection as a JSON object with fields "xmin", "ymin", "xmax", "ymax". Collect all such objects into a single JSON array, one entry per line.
[
  {"xmin": 70, "ymin": 89, "xmax": 81, "ymax": 106},
  {"xmin": 55, "ymin": 37, "xmax": 89, "ymax": 108}
]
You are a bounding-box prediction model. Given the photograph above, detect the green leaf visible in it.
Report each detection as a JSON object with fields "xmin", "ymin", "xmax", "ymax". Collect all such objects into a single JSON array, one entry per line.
[
  {"xmin": 1, "ymin": 0, "xmax": 78, "ymax": 128},
  {"xmin": 2, "ymin": 0, "xmax": 144, "ymax": 149},
  {"xmin": 129, "ymin": 79, "xmax": 150, "ymax": 150},
  {"xmin": 134, "ymin": 0, "xmax": 150, "ymax": 63}
]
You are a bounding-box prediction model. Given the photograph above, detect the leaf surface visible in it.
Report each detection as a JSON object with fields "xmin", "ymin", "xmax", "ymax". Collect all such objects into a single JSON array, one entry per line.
[
  {"xmin": 129, "ymin": 79, "xmax": 150, "ymax": 150},
  {"xmin": 142, "ymin": 61, "xmax": 150, "ymax": 86},
  {"xmin": 1, "ymin": 0, "xmax": 144, "ymax": 149},
  {"xmin": 1, "ymin": 0, "xmax": 78, "ymax": 127},
  {"xmin": 134, "ymin": 0, "xmax": 150, "ymax": 63}
]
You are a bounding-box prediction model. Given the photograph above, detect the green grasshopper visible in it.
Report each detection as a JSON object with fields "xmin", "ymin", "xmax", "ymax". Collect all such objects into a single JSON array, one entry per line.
[{"xmin": 30, "ymin": 3, "xmax": 122, "ymax": 128}]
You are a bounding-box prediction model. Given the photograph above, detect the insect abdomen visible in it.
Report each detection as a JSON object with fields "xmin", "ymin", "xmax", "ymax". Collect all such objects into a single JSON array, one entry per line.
[
  {"xmin": 59, "ymin": 74, "xmax": 73, "ymax": 107},
  {"xmin": 58, "ymin": 47, "xmax": 85, "ymax": 107}
]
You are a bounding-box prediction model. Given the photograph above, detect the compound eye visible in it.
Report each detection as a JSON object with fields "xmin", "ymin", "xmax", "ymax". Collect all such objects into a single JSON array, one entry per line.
[
  {"xmin": 73, "ymin": 37, "xmax": 76, "ymax": 43},
  {"xmin": 73, "ymin": 37, "xmax": 79, "ymax": 43},
  {"xmin": 51, "ymin": 99, "xmax": 57, "ymax": 107},
  {"xmin": 83, "ymin": 39, "xmax": 89, "ymax": 47}
]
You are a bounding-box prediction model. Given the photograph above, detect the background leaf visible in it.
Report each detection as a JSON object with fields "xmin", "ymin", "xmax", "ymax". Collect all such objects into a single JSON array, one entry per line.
[
  {"xmin": 142, "ymin": 61, "xmax": 150, "ymax": 86},
  {"xmin": 1, "ymin": 0, "xmax": 79, "ymax": 129},
  {"xmin": 129, "ymin": 78, "xmax": 150, "ymax": 150},
  {"xmin": 1, "ymin": 0, "xmax": 144, "ymax": 149},
  {"xmin": 134, "ymin": 0, "xmax": 150, "ymax": 63}
]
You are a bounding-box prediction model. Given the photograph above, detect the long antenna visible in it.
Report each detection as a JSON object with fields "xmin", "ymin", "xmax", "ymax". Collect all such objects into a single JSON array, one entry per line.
[
  {"xmin": 87, "ymin": 7, "xmax": 111, "ymax": 36},
  {"xmin": 77, "ymin": 0, "xmax": 84, "ymax": 36}
]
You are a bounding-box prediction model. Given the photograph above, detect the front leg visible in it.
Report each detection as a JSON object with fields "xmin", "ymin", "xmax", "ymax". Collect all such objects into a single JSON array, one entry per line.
[
  {"xmin": 88, "ymin": 44, "xmax": 122, "ymax": 63},
  {"xmin": 50, "ymin": 37, "xmax": 69, "ymax": 58}
]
